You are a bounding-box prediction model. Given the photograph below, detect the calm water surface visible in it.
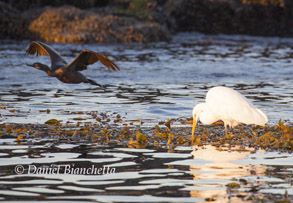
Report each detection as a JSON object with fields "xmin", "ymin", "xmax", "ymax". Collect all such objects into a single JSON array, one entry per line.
[
  {"xmin": 0, "ymin": 142, "xmax": 292, "ymax": 202},
  {"xmin": 0, "ymin": 33, "xmax": 293, "ymax": 202}
]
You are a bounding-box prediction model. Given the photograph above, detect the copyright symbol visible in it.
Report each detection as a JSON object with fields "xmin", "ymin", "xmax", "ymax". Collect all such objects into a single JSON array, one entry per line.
[{"xmin": 15, "ymin": 165, "xmax": 24, "ymax": 175}]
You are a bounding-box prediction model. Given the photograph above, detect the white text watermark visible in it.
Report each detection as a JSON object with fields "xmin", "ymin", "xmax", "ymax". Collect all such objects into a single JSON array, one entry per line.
[{"xmin": 14, "ymin": 164, "xmax": 116, "ymax": 175}]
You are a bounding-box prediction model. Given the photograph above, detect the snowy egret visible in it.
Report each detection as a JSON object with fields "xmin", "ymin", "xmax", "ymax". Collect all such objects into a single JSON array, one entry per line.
[
  {"xmin": 26, "ymin": 41, "xmax": 120, "ymax": 86},
  {"xmin": 192, "ymin": 86, "xmax": 268, "ymax": 139}
]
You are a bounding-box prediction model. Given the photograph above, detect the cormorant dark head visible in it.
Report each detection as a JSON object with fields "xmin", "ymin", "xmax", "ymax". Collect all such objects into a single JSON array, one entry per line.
[{"xmin": 26, "ymin": 63, "xmax": 50, "ymax": 71}]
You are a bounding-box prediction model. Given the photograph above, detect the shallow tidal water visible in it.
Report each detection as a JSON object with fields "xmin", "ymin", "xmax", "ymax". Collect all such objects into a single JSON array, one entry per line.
[
  {"xmin": 0, "ymin": 33, "xmax": 293, "ymax": 202},
  {"xmin": 0, "ymin": 33, "xmax": 292, "ymax": 124},
  {"xmin": 0, "ymin": 142, "xmax": 292, "ymax": 202}
]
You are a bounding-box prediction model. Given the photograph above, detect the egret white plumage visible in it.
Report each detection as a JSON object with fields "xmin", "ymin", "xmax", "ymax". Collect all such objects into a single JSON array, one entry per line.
[{"xmin": 192, "ymin": 86, "xmax": 268, "ymax": 139}]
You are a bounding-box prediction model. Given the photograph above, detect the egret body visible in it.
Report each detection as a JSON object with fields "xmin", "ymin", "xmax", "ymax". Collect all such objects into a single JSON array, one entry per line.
[{"xmin": 192, "ymin": 86, "xmax": 268, "ymax": 139}]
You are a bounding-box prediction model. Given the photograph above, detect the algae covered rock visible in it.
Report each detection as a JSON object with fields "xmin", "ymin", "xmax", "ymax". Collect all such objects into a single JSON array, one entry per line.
[{"xmin": 28, "ymin": 6, "xmax": 170, "ymax": 43}]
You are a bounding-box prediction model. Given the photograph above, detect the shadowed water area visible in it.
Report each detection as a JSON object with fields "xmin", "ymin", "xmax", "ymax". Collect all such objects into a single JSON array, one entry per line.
[{"xmin": 0, "ymin": 33, "xmax": 292, "ymax": 202}]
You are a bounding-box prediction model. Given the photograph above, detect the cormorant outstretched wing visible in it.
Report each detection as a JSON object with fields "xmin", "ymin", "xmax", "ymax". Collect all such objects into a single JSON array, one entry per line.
[
  {"xmin": 26, "ymin": 41, "xmax": 67, "ymax": 70},
  {"xmin": 66, "ymin": 50, "xmax": 120, "ymax": 72}
]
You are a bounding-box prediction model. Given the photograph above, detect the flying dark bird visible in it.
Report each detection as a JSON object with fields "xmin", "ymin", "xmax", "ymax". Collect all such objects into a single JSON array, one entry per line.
[{"xmin": 26, "ymin": 41, "xmax": 120, "ymax": 86}]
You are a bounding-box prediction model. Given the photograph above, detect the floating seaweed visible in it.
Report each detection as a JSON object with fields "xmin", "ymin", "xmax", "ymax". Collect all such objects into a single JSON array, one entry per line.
[{"xmin": 0, "ymin": 109, "xmax": 291, "ymax": 152}]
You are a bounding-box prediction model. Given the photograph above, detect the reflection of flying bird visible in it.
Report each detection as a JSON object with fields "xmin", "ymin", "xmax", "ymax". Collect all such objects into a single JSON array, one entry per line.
[
  {"xmin": 192, "ymin": 86, "xmax": 268, "ymax": 138},
  {"xmin": 26, "ymin": 41, "xmax": 120, "ymax": 86}
]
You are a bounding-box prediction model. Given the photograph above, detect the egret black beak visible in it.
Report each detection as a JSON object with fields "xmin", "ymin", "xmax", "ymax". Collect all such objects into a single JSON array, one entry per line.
[{"xmin": 192, "ymin": 114, "xmax": 197, "ymax": 140}]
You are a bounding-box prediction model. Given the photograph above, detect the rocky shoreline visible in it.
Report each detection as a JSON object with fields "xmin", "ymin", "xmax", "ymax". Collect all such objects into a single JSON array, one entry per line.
[{"xmin": 1, "ymin": 0, "xmax": 293, "ymax": 43}]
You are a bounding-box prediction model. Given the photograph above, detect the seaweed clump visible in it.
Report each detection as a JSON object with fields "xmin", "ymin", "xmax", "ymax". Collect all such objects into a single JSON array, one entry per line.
[{"xmin": 0, "ymin": 109, "xmax": 292, "ymax": 152}]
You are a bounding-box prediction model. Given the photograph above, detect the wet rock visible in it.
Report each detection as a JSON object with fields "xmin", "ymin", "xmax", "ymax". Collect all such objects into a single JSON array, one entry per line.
[
  {"xmin": 164, "ymin": 0, "xmax": 292, "ymax": 37},
  {"xmin": 0, "ymin": 0, "xmax": 109, "ymax": 11},
  {"xmin": 164, "ymin": 0, "xmax": 235, "ymax": 34},
  {"xmin": 28, "ymin": 6, "xmax": 170, "ymax": 43},
  {"xmin": 284, "ymin": 0, "xmax": 293, "ymax": 35},
  {"xmin": 0, "ymin": 2, "xmax": 28, "ymax": 39}
]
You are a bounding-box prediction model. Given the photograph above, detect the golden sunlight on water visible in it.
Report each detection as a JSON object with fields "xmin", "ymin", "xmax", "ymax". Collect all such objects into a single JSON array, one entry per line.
[{"xmin": 189, "ymin": 146, "xmax": 266, "ymax": 202}]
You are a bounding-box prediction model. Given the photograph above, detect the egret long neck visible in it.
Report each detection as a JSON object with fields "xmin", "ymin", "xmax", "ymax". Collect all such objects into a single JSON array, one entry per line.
[
  {"xmin": 199, "ymin": 109, "xmax": 219, "ymax": 125},
  {"xmin": 195, "ymin": 103, "xmax": 219, "ymax": 125}
]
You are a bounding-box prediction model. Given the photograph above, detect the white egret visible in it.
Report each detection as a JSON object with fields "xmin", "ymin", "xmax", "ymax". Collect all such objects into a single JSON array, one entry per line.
[{"xmin": 192, "ymin": 86, "xmax": 268, "ymax": 139}]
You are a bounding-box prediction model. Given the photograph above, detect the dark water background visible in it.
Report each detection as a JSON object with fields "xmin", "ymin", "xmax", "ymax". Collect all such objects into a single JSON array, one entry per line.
[{"xmin": 0, "ymin": 33, "xmax": 292, "ymax": 202}]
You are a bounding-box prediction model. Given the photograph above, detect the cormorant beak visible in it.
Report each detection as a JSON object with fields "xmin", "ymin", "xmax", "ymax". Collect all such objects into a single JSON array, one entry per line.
[
  {"xmin": 26, "ymin": 64, "xmax": 34, "ymax": 67},
  {"xmin": 192, "ymin": 114, "xmax": 197, "ymax": 140}
]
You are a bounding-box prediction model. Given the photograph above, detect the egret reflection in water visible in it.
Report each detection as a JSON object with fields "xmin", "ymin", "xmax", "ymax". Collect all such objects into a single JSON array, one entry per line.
[{"xmin": 188, "ymin": 146, "xmax": 266, "ymax": 201}]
